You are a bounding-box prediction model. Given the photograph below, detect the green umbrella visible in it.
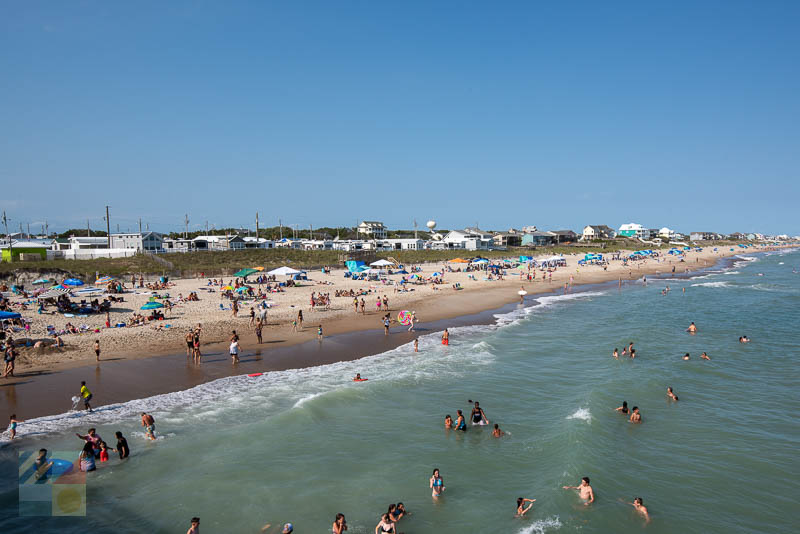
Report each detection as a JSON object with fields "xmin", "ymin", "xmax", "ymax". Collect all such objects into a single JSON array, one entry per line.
[
  {"xmin": 141, "ymin": 302, "xmax": 164, "ymax": 310},
  {"xmin": 233, "ymin": 268, "xmax": 259, "ymax": 278}
]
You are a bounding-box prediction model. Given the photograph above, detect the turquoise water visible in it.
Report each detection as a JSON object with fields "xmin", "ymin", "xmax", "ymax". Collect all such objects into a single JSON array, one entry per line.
[{"xmin": 2, "ymin": 250, "xmax": 799, "ymax": 533}]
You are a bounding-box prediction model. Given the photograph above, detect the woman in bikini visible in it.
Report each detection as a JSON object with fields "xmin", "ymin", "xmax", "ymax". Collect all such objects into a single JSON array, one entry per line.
[{"xmin": 430, "ymin": 468, "xmax": 445, "ymax": 497}]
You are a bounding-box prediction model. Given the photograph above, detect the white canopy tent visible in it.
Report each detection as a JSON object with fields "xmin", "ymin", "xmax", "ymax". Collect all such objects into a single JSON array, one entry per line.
[
  {"xmin": 267, "ymin": 266, "xmax": 303, "ymax": 276},
  {"xmin": 369, "ymin": 259, "xmax": 394, "ymax": 267}
]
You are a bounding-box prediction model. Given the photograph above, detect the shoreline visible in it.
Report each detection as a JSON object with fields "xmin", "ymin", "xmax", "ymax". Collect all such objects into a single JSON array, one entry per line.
[{"xmin": 0, "ymin": 246, "xmax": 790, "ymax": 427}]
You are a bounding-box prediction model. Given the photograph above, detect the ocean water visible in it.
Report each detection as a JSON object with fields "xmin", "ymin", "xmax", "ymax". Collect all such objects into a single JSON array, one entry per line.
[{"xmin": 2, "ymin": 250, "xmax": 799, "ymax": 533}]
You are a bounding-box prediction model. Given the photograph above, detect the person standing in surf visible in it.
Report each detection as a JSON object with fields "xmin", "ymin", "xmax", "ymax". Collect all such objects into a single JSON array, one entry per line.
[
  {"xmin": 455, "ymin": 410, "xmax": 467, "ymax": 431},
  {"xmin": 563, "ymin": 477, "xmax": 594, "ymax": 505},
  {"xmin": 441, "ymin": 329, "xmax": 449, "ymax": 345},
  {"xmin": 470, "ymin": 401, "xmax": 489, "ymax": 425},
  {"xmin": 430, "ymin": 468, "xmax": 445, "ymax": 498},
  {"xmin": 79, "ymin": 381, "xmax": 93, "ymax": 412}
]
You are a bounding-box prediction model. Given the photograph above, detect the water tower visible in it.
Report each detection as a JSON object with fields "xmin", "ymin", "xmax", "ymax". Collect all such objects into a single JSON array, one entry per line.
[{"xmin": 426, "ymin": 220, "xmax": 436, "ymax": 232}]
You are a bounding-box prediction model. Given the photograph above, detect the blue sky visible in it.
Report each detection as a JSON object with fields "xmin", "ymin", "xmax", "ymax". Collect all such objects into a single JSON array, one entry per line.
[{"xmin": 2, "ymin": 1, "xmax": 798, "ymax": 235}]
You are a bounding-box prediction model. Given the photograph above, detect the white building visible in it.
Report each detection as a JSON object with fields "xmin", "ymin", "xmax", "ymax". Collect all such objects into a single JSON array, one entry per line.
[
  {"xmin": 442, "ymin": 228, "xmax": 493, "ymax": 250},
  {"xmin": 192, "ymin": 235, "xmax": 245, "ymax": 250},
  {"xmin": 110, "ymin": 232, "xmax": 164, "ymax": 252},
  {"xmin": 617, "ymin": 223, "xmax": 650, "ymax": 240},
  {"xmin": 300, "ymin": 240, "xmax": 334, "ymax": 250},
  {"xmin": 357, "ymin": 221, "xmax": 387, "ymax": 239},
  {"xmin": 658, "ymin": 227, "xmax": 676, "ymax": 240},
  {"xmin": 581, "ymin": 225, "xmax": 615, "ymax": 240},
  {"xmin": 67, "ymin": 237, "xmax": 109, "ymax": 250},
  {"xmin": 378, "ymin": 238, "xmax": 425, "ymax": 251},
  {"xmin": 242, "ymin": 237, "xmax": 275, "ymax": 249}
]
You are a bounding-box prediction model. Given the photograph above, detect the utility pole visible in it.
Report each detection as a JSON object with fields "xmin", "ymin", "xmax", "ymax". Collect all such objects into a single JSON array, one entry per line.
[
  {"xmin": 105, "ymin": 205, "xmax": 111, "ymax": 248},
  {"xmin": 414, "ymin": 219, "xmax": 418, "ymax": 240},
  {"xmin": 184, "ymin": 214, "xmax": 189, "ymax": 239},
  {"xmin": 310, "ymin": 224, "xmax": 313, "ymax": 240},
  {"xmin": 45, "ymin": 220, "xmax": 48, "ymax": 238},
  {"xmin": 1, "ymin": 211, "xmax": 11, "ymax": 261},
  {"xmin": 87, "ymin": 219, "xmax": 91, "ymax": 237},
  {"xmin": 255, "ymin": 212, "xmax": 259, "ymax": 239},
  {"xmin": 27, "ymin": 223, "xmax": 30, "ymax": 238},
  {"xmin": 279, "ymin": 219, "xmax": 283, "ymax": 240},
  {"xmin": 206, "ymin": 221, "xmax": 209, "ymax": 235}
]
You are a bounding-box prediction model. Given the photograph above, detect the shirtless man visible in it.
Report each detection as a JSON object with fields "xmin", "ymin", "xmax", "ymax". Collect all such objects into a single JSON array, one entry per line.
[
  {"xmin": 141, "ymin": 412, "xmax": 156, "ymax": 440},
  {"xmin": 563, "ymin": 477, "xmax": 594, "ymax": 505},
  {"xmin": 629, "ymin": 406, "xmax": 642, "ymax": 423},
  {"xmin": 700, "ymin": 352, "xmax": 711, "ymax": 360},
  {"xmin": 492, "ymin": 423, "xmax": 505, "ymax": 437},
  {"xmin": 667, "ymin": 387, "xmax": 679, "ymax": 401},
  {"xmin": 629, "ymin": 497, "xmax": 650, "ymax": 522},
  {"xmin": 185, "ymin": 330, "xmax": 194, "ymax": 357},
  {"xmin": 687, "ymin": 322, "xmax": 697, "ymax": 333}
]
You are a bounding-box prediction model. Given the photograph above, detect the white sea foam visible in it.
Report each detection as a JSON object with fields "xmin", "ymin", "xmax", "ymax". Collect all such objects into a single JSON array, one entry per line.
[
  {"xmin": 566, "ymin": 407, "xmax": 592, "ymax": 422},
  {"xmin": 516, "ymin": 516, "xmax": 562, "ymax": 534},
  {"xmin": 691, "ymin": 281, "xmax": 732, "ymax": 288},
  {"xmin": 292, "ymin": 391, "xmax": 327, "ymax": 409}
]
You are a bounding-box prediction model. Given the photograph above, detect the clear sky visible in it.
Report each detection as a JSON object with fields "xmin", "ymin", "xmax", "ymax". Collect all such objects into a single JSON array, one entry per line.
[{"xmin": 2, "ymin": 1, "xmax": 798, "ymax": 235}]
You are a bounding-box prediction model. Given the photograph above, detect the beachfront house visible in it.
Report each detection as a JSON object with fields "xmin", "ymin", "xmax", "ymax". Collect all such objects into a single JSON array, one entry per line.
[
  {"xmin": 492, "ymin": 229, "xmax": 522, "ymax": 248},
  {"xmin": 618, "ymin": 223, "xmax": 650, "ymax": 240},
  {"xmin": 357, "ymin": 221, "xmax": 387, "ymax": 239},
  {"xmin": 581, "ymin": 225, "xmax": 615, "ymax": 241},
  {"xmin": 727, "ymin": 232, "xmax": 748, "ymax": 241},
  {"xmin": 192, "ymin": 235, "xmax": 245, "ymax": 250},
  {"xmin": 67, "ymin": 236, "xmax": 110, "ymax": 250},
  {"xmin": 378, "ymin": 238, "xmax": 426, "ymax": 251},
  {"xmin": 300, "ymin": 239, "xmax": 334, "ymax": 250},
  {"xmin": 0, "ymin": 240, "xmax": 49, "ymax": 262},
  {"xmin": 161, "ymin": 238, "xmax": 195, "ymax": 252},
  {"xmin": 551, "ymin": 230, "xmax": 578, "ymax": 244},
  {"xmin": 442, "ymin": 228, "xmax": 493, "ymax": 250},
  {"xmin": 110, "ymin": 232, "xmax": 164, "ymax": 252},
  {"xmin": 242, "ymin": 237, "xmax": 275, "ymax": 249},
  {"xmin": 690, "ymin": 232, "xmax": 721, "ymax": 242},
  {"xmin": 658, "ymin": 227, "xmax": 677, "ymax": 240},
  {"xmin": 522, "ymin": 231, "xmax": 557, "ymax": 246}
]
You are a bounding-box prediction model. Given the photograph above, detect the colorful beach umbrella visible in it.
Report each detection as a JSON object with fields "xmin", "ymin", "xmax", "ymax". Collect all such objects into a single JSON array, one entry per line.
[
  {"xmin": 32, "ymin": 278, "xmax": 51, "ymax": 285},
  {"xmin": 222, "ymin": 286, "xmax": 234, "ymax": 291},
  {"xmin": 140, "ymin": 302, "xmax": 164, "ymax": 310},
  {"xmin": 63, "ymin": 278, "xmax": 84, "ymax": 287},
  {"xmin": 397, "ymin": 310, "xmax": 413, "ymax": 326},
  {"xmin": 235, "ymin": 286, "xmax": 250, "ymax": 292},
  {"xmin": 95, "ymin": 276, "xmax": 114, "ymax": 285}
]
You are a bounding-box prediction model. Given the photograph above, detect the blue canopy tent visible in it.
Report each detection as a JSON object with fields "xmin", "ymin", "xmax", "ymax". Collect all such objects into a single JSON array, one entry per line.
[
  {"xmin": 0, "ymin": 311, "xmax": 22, "ymax": 320},
  {"xmin": 345, "ymin": 261, "xmax": 366, "ymax": 273}
]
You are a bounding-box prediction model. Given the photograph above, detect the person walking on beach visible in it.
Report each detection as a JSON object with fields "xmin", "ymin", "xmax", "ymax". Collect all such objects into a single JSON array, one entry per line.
[
  {"xmin": 230, "ymin": 338, "xmax": 240, "ymax": 363},
  {"xmin": 297, "ymin": 310, "xmax": 303, "ymax": 330},
  {"xmin": 382, "ymin": 295, "xmax": 389, "ymax": 311},
  {"xmin": 232, "ymin": 299, "xmax": 239, "ymax": 318},
  {"xmin": 7, "ymin": 414, "xmax": 22, "ymax": 439},
  {"xmin": 383, "ymin": 316, "xmax": 391, "ymax": 336},
  {"xmin": 79, "ymin": 381, "xmax": 93, "ymax": 412},
  {"xmin": 317, "ymin": 324, "xmax": 323, "ymax": 341},
  {"xmin": 353, "ymin": 297, "xmax": 359, "ymax": 313},
  {"xmin": 408, "ymin": 311, "xmax": 417, "ymax": 332},
  {"xmin": 141, "ymin": 412, "xmax": 156, "ymax": 440},
  {"xmin": 193, "ymin": 329, "xmax": 202, "ymax": 364},
  {"xmin": 94, "ymin": 339, "xmax": 101, "ymax": 361},
  {"xmin": 430, "ymin": 468, "xmax": 445, "ymax": 498},
  {"xmin": 563, "ymin": 477, "xmax": 594, "ymax": 505},
  {"xmin": 3, "ymin": 345, "xmax": 16, "ymax": 378},
  {"xmin": 249, "ymin": 307, "xmax": 255, "ymax": 326},
  {"xmin": 255, "ymin": 321, "xmax": 263, "ymax": 344},
  {"xmin": 360, "ymin": 298, "xmax": 366, "ymax": 314}
]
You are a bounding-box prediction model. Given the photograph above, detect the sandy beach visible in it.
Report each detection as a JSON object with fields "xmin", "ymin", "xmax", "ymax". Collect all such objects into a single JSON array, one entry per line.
[{"xmin": 0, "ymin": 244, "xmax": 792, "ymax": 422}]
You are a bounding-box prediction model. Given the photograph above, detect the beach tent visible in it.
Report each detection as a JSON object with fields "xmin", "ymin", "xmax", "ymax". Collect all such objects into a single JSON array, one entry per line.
[
  {"xmin": 472, "ymin": 258, "xmax": 489, "ymax": 264},
  {"xmin": 233, "ymin": 268, "xmax": 259, "ymax": 278},
  {"xmin": 519, "ymin": 256, "xmax": 533, "ymax": 262},
  {"xmin": 267, "ymin": 266, "xmax": 303, "ymax": 276},
  {"xmin": 38, "ymin": 287, "xmax": 70, "ymax": 299},
  {"xmin": 447, "ymin": 258, "xmax": 470, "ymax": 263},
  {"xmin": 370, "ymin": 259, "xmax": 394, "ymax": 267},
  {"xmin": 345, "ymin": 261, "xmax": 366, "ymax": 273},
  {"xmin": 359, "ymin": 268, "xmax": 382, "ymax": 275},
  {"xmin": 63, "ymin": 278, "xmax": 84, "ymax": 287},
  {"xmin": 141, "ymin": 302, "xmax": 164, "ymax": 310},
  {"xmin": 0, "ymin": 311, "xmax": 22, "ymax": 319},
  {"xmin": 74, "ymin": 287, "xmax": 104, "ymax": 296}
]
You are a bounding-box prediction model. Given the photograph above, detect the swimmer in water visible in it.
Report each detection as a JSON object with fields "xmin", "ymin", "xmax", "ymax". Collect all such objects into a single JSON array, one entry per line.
[
  {"xmin": 492, "ymin": 423, "xmax": 505, "ymax": 437},
  {"xmin": 563, "ymin": 477, "xmax": 594, "ymax": 505},
  {"xmin": 630, "ymin": 348, "xmax": 636, "ymax": 358},
  {"xmin": 739, "ymin": 336, "xmax": 750, "ymax": 343},
  {"xmin": 701, "ymin": 352, "xmax": 711, "ymax": 360},
  {"xmin": 444, "ymin": 415, "xmax": 453, "ymax": 429},
  {"xmin": 612, "ymin": 348, "xmax": 619, "ymax": 359},
  {"xmin": 683, "ymin": 353, "xmax": 690, "ymax": 360},
  {"xmin": 470, "ymin": 401, "xmax": 489, "ymax": 425},
  {"xmin": 353, "ymin": 373, "xmax": 363, "ymax": 381},
  {"xmin": 430, "ymin": 468, "xmax": 445, "ymax": 498},
  {"xmin": 515, "ymin": 497, "xmax": 536, "ymax": 516},
  {"xmin": 667, "ymin": 387, "xmax": 679, "ymax": 401},
  {"xmin": 455, "ymin": 410, "xmax": 467, "ymax": 431},
  {"xmin": 629, "ymin": 497, "xmax": 650, "ymax": 522},
  {"xmin": 615, "ymin": 401, "xmax": 629, "ymax": 414},
  {"xmin": 687, "ymin": 322, "xmax": 697, "ymax": 333},
  {"xmin": 629, "ymin": 406, "xmax": 642, "ymax": 423}
]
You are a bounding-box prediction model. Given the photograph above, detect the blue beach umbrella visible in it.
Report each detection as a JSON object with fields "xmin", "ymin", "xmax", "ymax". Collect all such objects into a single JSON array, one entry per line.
[
  {"xmin": 0, "ymin": 311, "xmax": 22, "ymax": 319},
  {"xmin": 63, "ymin": 278, "xmax": 84, "ymax": 287},
  {"xmin": 140, "ymin": 302, "xmax": 164, "ymax": 310}
]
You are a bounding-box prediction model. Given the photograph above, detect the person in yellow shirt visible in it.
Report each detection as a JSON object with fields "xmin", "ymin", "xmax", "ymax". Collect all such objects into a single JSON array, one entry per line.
[{"xmin": 79, "ymin": 381, "xmax": 93, "ymax": 412}]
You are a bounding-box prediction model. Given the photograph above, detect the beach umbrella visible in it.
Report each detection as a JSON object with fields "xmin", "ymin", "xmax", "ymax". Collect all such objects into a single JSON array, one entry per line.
[
  {"xmin": 222, "ymin": 285, "xmax": 234, "ymax": 291},
  {"xmin": 140, "ymin": 302, "xmax": 164, "ymax": 310},
  {"xmin": 233, "ymin": 268, "xmax": 259, "ymax": 278},
  {"xmin": 253, "ymin": 266, "xmax": 265, "ymax": 271},
  {"xmin": 95, "ymin": 276, "xmax": 114, "ymax": 285},
  {"xmin": 235, "ymin": 286, "xmax": 250, "ymax": 293},
  {"xmin": 432, "ymin": 272, "xmax": 442, "ymax": 276},
  {"xmin": 0, "ymin": 311, "xmax": 22, "ymax": 319},
  {"xmin": 63, "ymin": 278, "xmax": 84, "ymax": 287},
  {"xmin": 447, "ymin": 258, "xmax": 470, "ymax": 263},
  {"xmin": 397, "ymin": 310, "xmax": 413, "ymax": 326},
  {"xmin": 267, "ymin": 266, "xmax": 303, "ymax": 276},
  {"xmin": 32, "ymin": 278, "xmax": 51, "ymax": 285},
  {"xmin": 471, "ymin": 258, "xmax": 489, "ymax": 264}
]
